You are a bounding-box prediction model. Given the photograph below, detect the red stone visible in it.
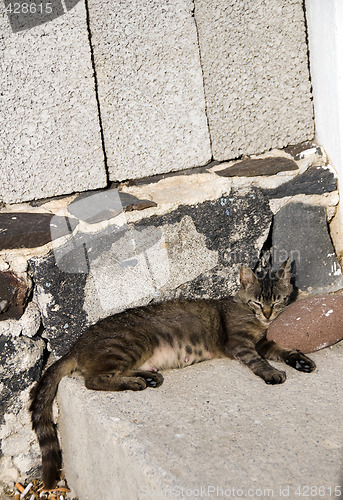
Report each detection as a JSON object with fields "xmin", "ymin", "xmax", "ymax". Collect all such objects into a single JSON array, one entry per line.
[
  {"xmin": 0, "ymin": 271, "xmax": 32, "ymax": 320},
  {"xmin": 267, "ymin": 295, "xmax": 343, "ymax": 353}
]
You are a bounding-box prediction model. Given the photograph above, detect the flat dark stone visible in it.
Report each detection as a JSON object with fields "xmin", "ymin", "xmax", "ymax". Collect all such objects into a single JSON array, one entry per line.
[
  {"xmin": 263, "ymin": 166, "xmax": 337, "ymax": 198},
  {"xmin": 272, "ymin": 202, "xmax": 343, "ymax": 293},
  {"xmin": 0, "ymin": 212, "xmax": 77, "ymax": 250},
  {"xmin": 216, "ymin": 157, "xmax": 298, "ymax": 177},
  {"xmin": 0, "ymin": 271, "xmax": 31, "ymax": 320},
  {"xmin": 119, "ymin": 192, "xmax": 157, "ymax": 212},
  {"xmin": 283, "ymin": 141, "xmax": 321, "ymax": 160},
  {"xmin": 68, "ymin": 189, "xmax": 123, "ymax": 224}
]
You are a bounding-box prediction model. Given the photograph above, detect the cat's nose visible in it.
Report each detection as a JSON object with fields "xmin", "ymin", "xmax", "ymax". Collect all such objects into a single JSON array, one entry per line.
[{"xmin": 263, "ymin": 306, "xmax": 273, "ymax": 319}]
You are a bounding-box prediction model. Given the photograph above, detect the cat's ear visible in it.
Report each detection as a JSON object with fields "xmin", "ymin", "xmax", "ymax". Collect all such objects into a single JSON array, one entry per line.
[
  {"xmin": 277, "ymin": 258, "xmax": 292, "ymax": 281},
  {"xmin": 240, "ymin": 265, "xmax": 259, "ymax": 289}
]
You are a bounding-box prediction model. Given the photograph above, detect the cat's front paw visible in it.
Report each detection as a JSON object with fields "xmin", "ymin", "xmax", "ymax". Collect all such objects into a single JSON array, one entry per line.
[
  {"xmin": 144, "ymin": 372, "xmax": 164, "ymax": 388},
  {"xmin": 285, "ymin": 351, "xmax": 316, "ymax": 373},
  {"xmin": 263, "ymin": 369, "xmax": 286, "ymax": 385}
]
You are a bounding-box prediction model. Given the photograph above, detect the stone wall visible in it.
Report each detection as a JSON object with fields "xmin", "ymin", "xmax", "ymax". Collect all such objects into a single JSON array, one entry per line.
[
  {"xmin": 0, "ymin": 143, "xmax": 342, "ymax": 493},
  {"xmin": 1, "ymin": 0, "xmax": 314, "ymax": 203}
]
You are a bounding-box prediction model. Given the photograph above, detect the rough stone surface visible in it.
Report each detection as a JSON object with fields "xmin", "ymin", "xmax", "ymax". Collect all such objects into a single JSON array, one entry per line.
[
  {"xmin": 194, "ymin": 0, "xmax": 314, "ymax": 160},
  {"xmin": 87, "ymin": 0, "xmax": 211, "ymax": 181},
  {"xmin": 268, "ymin": 295, "xmax": 343, "ymax": 353},
  {"xmin": 0, "ymin": 301, "xmax": 43, "ymax": 490},
  {"xmin": 0, "ymin": 386, "xmax": 42, "ymax": 491},
  {"xmin": 0, "ymin": 335, "xmax": 44, "ymax": 421},
  {"xmin": 263, "ymin": 165, "xmax": 337, "ymax": 198},
  {"xmin": 0, "ymin": 3, "xmax": 106, "ymax": 204},
  {"xmin": 58, "ymin": 341, "xmax": 343, "ymax": 499},
  {"xmin": 216, "ymin": 157, "xmax": 299, "ymax": 177},
  {"xmin": 0, "ymin": 302, "xmax": 41, "ymax": 338},
  {"xmin": 272, "ymin": 203, "xmax": 343, "ymax": 293},
  {"xmin": 30, "ymin": 188, "xmax": 272, "ymax": 356},
  {"xmin": 31, "ymin": 253, "xmax": 88, "ymax": 356}
]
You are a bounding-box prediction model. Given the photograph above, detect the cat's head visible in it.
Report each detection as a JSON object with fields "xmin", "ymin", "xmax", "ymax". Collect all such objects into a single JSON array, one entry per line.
[{"xmin": 238, "ymin": 259, "xmax": 296, "ymax": 325}]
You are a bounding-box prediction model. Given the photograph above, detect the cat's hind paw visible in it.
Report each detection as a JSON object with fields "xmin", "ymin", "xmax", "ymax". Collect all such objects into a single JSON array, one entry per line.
[{"xmin": 285, "ymin": 351, "xmax": 316, "ymax": 373}]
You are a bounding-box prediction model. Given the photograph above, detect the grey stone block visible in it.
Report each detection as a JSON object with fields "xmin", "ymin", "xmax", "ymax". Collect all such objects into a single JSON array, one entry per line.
[
  {"xmin": 87, "ymin": 0, "xmax": 211, "ymax": 181},
  {"xmin": 0, "ymin": 332, "xmax": 44, "ymax": 423},
  {"xmin": 0, "ymin": 4, "xmax": 107, "ymax": 204},
  {"xmin": 194, "ymin": 0, "xmax": 314, "ymax": 160},
  {"xmin": 272, "ymin": 203, "xmax": 343, "ymax": 293}
]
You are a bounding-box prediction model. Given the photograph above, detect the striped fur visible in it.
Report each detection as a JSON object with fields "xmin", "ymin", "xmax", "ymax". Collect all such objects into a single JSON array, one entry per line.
[{"xmin": 30, "ymin": 259, "xmax": 315, "ymax": 489}]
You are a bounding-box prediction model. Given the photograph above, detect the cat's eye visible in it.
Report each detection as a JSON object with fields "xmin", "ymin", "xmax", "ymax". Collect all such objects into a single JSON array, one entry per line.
[{"xmin": 252, "ymin": 300, "xmax": 263, "ymax": 309}]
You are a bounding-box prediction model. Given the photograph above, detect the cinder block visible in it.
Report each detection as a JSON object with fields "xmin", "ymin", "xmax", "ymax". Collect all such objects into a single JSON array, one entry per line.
[
  {"xmin": 87, "ymin": 0, "xmax": 211, "ymax": 180},
  {"xmin": 0, "ymin": 4, "xmax": 107, "ymax": 204},
  {"xmin": 194, "ymin": 0, "xmax": 314, "ymax": 160}
]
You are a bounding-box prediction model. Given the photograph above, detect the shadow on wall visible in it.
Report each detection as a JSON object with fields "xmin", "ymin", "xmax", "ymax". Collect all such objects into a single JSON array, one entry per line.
[{"xmin": 4, "ymin": 0, "xmax": 81, "ymax": 32}]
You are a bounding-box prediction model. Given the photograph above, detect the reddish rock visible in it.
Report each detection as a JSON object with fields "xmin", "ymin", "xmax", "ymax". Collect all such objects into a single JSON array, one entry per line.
[
  {"xmin": 0, "ymin": 271, "xmax": 32, "ymax": 320},
  {"xmin": 267, "ymin": 295, "xmax": 343, "ymax": 353}
]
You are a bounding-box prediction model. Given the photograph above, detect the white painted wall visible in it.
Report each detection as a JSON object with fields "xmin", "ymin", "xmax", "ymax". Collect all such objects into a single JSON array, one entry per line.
[{"xmin": 305, "ymin": 0, "xmax": 343, "ymax": 229}]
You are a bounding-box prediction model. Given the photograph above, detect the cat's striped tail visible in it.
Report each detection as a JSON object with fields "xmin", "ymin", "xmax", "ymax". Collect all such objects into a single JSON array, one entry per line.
[{"xmin": 29, "ymin": 354, "xmax": 77, "ymax": 489}]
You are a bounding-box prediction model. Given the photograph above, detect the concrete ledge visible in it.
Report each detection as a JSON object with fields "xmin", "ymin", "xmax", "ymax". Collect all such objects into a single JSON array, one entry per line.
[{"xmin": 58, "ymin": 341, "xmax": 343, "ymax": 500}]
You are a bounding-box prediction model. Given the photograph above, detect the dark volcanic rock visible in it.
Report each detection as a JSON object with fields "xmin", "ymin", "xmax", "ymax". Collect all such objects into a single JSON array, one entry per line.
[
  {"xmin": 30, "ymin": 253, "xmax": 89, "ymax": 356},
  {"xmin": 216, "ymin": 157, "xmax": 298, "ymax": 177},
  {"xmin": 272, "ymin": 203, "xmax": 343, "ymax": 293},
  {"xmin": 0, "ymin": 334, "xmax": 44, "ymax": 422},
  {"xmin": 0, "ymin": 212, "xmax": 77, "ymax": 250},
  {"xmin": 136, "ymin": 187, "xmax": 272, "ymax": 271},
  {"xmin": 263, "ymin": 166, "xmax": 337, "ymax": 198}
]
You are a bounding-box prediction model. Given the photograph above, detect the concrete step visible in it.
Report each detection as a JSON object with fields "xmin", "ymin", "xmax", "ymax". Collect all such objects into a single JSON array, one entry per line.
[{"xmin": 57, "ymin": 341, "xmax": 343, "ymax": 500}]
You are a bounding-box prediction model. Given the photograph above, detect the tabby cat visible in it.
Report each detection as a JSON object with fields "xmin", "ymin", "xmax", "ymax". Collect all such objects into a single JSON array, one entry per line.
[{"xmin": 30, "ymin": 259, "xmax": 315, "ymax": 489}]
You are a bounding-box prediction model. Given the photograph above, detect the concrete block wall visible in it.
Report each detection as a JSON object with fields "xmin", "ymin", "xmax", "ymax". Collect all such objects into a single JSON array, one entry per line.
[
  {"xmin": 88, "ymin": 0, "xmax": 212, "ymax": 180},
  {"xmin": 1, "ymin": 0, "xmax": 314, "ymax": 203},
  {"xmin": 194, "ymin": 0, "xmax": 314, "ymax": 160},
  {"xmin": 0, "ymin": 2, "xmax": 107, "ymax": 204}
]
